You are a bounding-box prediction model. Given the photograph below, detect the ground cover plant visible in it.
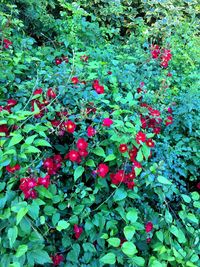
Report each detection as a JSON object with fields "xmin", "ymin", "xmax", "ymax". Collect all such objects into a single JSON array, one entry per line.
[{"xmin": 0, "ymin": 1, "xmax": 200, "ymax": 266}]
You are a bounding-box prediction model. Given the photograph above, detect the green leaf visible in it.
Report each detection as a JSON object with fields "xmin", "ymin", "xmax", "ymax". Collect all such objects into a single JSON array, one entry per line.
[
  {"xmin": 8, "ymin": 134, "xmax": 23, "ymax": 147},
  {"xmin": 100, "ymin": 253, "xmax": 116, "ymax": 264},
  {"xmin": 25, "ymin": 134, "xmax": 38, "ymax": 145},
  {"xmin": 8, "ymin": 226, "xmax": 18, "ymax": 248},
  {"xmin": 136, "ymin": 149, "xmax": 143, "ymax": 162},
  {"xmin": 132, "ymin": 256, "xmax": 145, "ymax": 266},
  {"xmin": 56, "ymin": 220, "xmax": 70, "ymax": 231},
  {"xmin": 34, "ymin": 139, "xmax": 51, "ymax": 147},
  {"xmin": 15, "ymin": 244, "xmax": 28, "ymax": 257},
  {"xmin": 107, "ymin": 237, "xmax": 120, "ymax": 247},
  {"xmin": 27, "ymin": 250, "xmax": 51, "ymax": 264},
  {"xmin": 104, "ymin": 154, "xmax": 116, "ymax": 162},
  {"xmin": 36, "ymin": 186, "xmax": 53, "ymax": 199},
  {"xmin": 170, "ymin": 225, "xmax": 186, "ymax": 243},
  {"xmin": 181, "ymin": 194, "xmax": 191, "ymax": 203},
  {"xmin": 85, "ymin": 159, "xmax": 96, "ymax": 167},
  {"xmin": 124, "ymin": 226, "xmax": 135, "ymax": 240},
  {"xmin": 74, "ymin": 166, "xmax": 84, "ymax": 181},
  {"xmin": 121, "ymin": 241, "xmax": 137, "ymax": 257},
  {"xmin": 93, "ymin": 147, "xmax": 106, "ymax": 157},
  {"xmin": 16, "ymin": 207, "xmax": 28, "ymax": 225},
  {"xmin": 113, "ymin": 188, "xmax": 127, "ymax": 201},
  {"xmin": 82, "ymin": 242, "xmax": 96, "ymax": 252},
  {"xmin": 187, "ymin": 213, "xmax": 198, "ymax": 224},
  {"xmin": 126, "ymin": 208, "xmax": 138, "ymax": 223},
  {"xmin": 157, "ymin": 176, "xmax": 172, "ymax": 185},
  {"xmin": 165, "ymin": 209, "xmax": 173, "ymax": 223},
  {"xmin": 24, "ymin": 145, "xmax": 41, "ymax": 153},
  {"xmin": 156, "ymin": 231, "xmax": 164, "ymax": 242}
]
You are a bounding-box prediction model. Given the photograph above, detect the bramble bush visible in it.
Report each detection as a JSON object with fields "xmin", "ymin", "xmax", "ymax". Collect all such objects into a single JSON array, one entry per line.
[{"xmin": 0, "ymin": 1, "xmax": 200, "ymax": 266}]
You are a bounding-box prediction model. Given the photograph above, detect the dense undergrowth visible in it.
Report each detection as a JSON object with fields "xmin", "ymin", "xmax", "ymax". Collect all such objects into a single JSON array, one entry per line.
[{"xmin": 0, "ymin": 0, "xmax": 200, "ymax": 266}]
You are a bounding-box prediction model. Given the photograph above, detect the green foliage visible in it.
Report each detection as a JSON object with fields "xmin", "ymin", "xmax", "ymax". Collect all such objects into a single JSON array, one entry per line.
[{"xmin": 0, "ymin": 0, "xmax": 199, "ymax": 266}]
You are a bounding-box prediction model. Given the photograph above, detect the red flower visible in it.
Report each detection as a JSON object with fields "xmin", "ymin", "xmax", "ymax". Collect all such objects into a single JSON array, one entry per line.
[
  {"xmin": 37, "ymin": 175, "xmax": 50, "ymax": 188},
  {"xmin": 146, "ymin": 139, "xmax": 155, "ymax": 147},
  {"xmin": 71, "ymin": 77, "xmax": 79, "ymax": 84},
  {"xmin": 68, "ymin": 150, "xmax": 80, "ymax": 162},
  {"xmin": 136, "ymin": 132, "xmax": 146, "ymax": 144},
  {"xmin": 33, "ymin": 88, "xmax": 43, "ymax": 95},
  {"xmin": 7, "ymin": 99, "xmax": 17, "ymax": 107},
  {"xmin": 126, "ymin": 181, "xmax": 135, "ymax": 189},
  {"xmin": 55, "ymin": 58, "xmax": 62, "ymax": 65},
  {"xmin": 47, "ymin": 88, "xmax": 56, "ymax": 98},
  {"xmin": 107, "ymin": 71, "xmax": 112, "ymax": 75},
  {"xmin": 53, "ymin": 154, "xmax": 62, "ymax": 163},
  {"xmin": 160, "ymin": 61, "xmax": 168, "ymax": 68},
  {"xmin": 0, "ymin": 124, "xmax": 9, "ymax": 135},
  {"xmin": 167, "ymin": 72, "xmax": 172, "ymax": 77},
  {"xmin": 153, "ymin": 127, "xmax": 161, "ymax": 134},
  {"xmin": 87, "ymin": 126, "xmax": 96, "ymax": 137},
  {"xmin": 92, "ymin": 80, "xmax": 104, "ymax": 94},
  {"xmin": 166, "ymin": 116, "xmax": 173, "ymax": 126},
  {"xmin": 74, "ymin": 224, "xmax": 83, "ymax": 239},
  {"xmin": 64, "ymin": 120, "xmax": 76, "ymax": 133},
  {"xmin": 43, "ymin": 158, "xmax": 54, "ymax": 169},
  {"xmin": 119, "ymin": 144, "xmax": 128, "ymax": 153},
  {"xmin": 51, "ymin": 254, "xmax": 64, "ymax": 266},
  {"xmin": 62, "ymin": 56, "xmax": 69, "ymax": 63},
  {"xmin": 140, "ymin": 116, "xmax": 147, "ymax": 128},
  {"xmin": 129, "ymin": 147, "xmax": 138, "ymax": 161},
  {"xmin": 196, "ymin": 182, "xmax": 200, "ymax": 190},
  {"xmin": 110, "ymin": 170, "xmax": 125, "ymax": 185},
  {"xmin": 97, "ymin": 163, "xmax": 109, "ymax": 178},
  {"xmin": 151, "ymin": 45, "xmax": 160, "ymax": 59},
  {"xmin": 149, "ymin": 108, "xmax": 160, "ymax": 117},
  {"xmin": 80, "ymin": 55, "xmax": 89, "ymax": 62},
  {"xmin": 102, "ymin": 118, "xmax": 113, "ymax": 127},
  {"xmin": 132, "ymin": 161, "xmax": 142, "ymax": 169},
  {"xmin": 6, "ymin": 164, "xmax": 20, "ymax": 173},
  {"xmin": 3, "ymin": 39, "xmax": 12, "ymax": 49},
  {"xmin": 78, "ymin": 149, "xmax": 88, "ymax": 158},
  {"xmin": 168, "ymin": 107, "xmax": 173, "ymax": 113},
  {"xmin": 145, "ymin": 221, "xmax": 153, "ymax": 233},
  {"xmin": 19, "ymin": 178, "xmax": 38, "ymax": 199},
  {"xmin": 76, "ymin": 138, "xmax": 88, "ymax": 151}
]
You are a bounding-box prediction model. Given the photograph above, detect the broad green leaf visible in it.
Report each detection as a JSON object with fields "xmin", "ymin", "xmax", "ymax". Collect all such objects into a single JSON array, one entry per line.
[
  {"xmin": 113, "ymin": 188, "xmax": 127, "ymax": 201},
  {"xmin": 74, "ymin": 166, "xmax": 84, "ymax": 181},
  {"xmin": 34, "ymin": 139, "xmax": 51, "ymax": 147},
  {"xmin": 8, "ymin": 134, "xmax": 23, "ymax": 147},
  {"xmin": 107, "ymin": 237, "xmax": 120, "ymax": 247},
  {"xmin": 170, "ymin": 225, "xmax": 186, "ymax": 243},
  {"xmin": 24, "ymin": 145, "xmax": 41, "ymax": 153},
  {"xmin": 16, "ymin": 207, "xmax": 28, "ymax": 225},
  {"xmin": 126, "ymin": 208, "xmax": 138, "ymax": 223},
  {"xmin": 165, "ymin": 209, "xmax": 173, "ymax": 223},
  {"xmin": 36, "ymin": 186, "xmax": 53, "ymax": 199},
  {"xmin": 124, "ymin": 226, "xmax": 135, "ymax": 240},
  {"xmin": 181, "ymin": 194, "xmax": 191, "ymax": 203},
  {"xmin": 187, "ymin": 213, "xmax": 198, "ymax": 224},
  {"xmin": 8, "ymin": 226, "xmax": 18, "ymax": 248},
  {"xmin": 100, "ymin": 253, "xmax": 116, "ymax": 264},
  {"xmin": 121, "ymin": 241, "xmax": 137, "ymax": 257},
  {"xmin": 85, "ymin": 159, "xmax": 96, "ymax": 167},
  {"xmin": 132, "ymin": 256, "xmax": 145, "ymax": 266},
  {"xmin": 25, "ymin": 134, "xmax": 38, "ymax": 145},
  {"xmin": 136, "ymin": 149, "xmax": 143, "ymax": 162},
  {"xmin": 82, "ymin": 243, "xmax": 96, "ymax": 252},
  {"xmin": 104, "ymin": 154, "xmax": 116, "ymax": 162},
  {"xmin": 15, "ymin": 244, "xmax": 28, "ymax": 257},
  {"xmin": 56, "ymin": 220, "xmax": 70, "ymax": 231},
  {"xmin": 93, "ymin": 147, "xmax": 106, "ymax": 157},
  {"xmin": 157, "ymin": 176, "xmax": 172, "ymax": 185}
]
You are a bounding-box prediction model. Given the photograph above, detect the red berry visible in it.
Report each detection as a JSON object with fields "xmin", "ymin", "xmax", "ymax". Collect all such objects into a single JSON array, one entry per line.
[
  {"xmin": 64, "ymin": 120, "xmax": 76, "ymax": 133},
  {"xmin": 119, "ymin": 144, "xmax": 128, "ymax": 153},
  {"xmin": 97, "ymin": 163, "xmax": 109, "ymax": 178},
  {"xmin": 68, "ymin": 150, "xmax": 80, "ymax": 162},
  {"xmin": 136, "ymin": 132, "xmax": 146, "ymax": 144},
  {"xmin": 102, "ymin": 118, "xmax": 113, "ymax": 127},
  {"xmin": 145, "ymin": 221, "xmax": 153, "ymax": 233}
]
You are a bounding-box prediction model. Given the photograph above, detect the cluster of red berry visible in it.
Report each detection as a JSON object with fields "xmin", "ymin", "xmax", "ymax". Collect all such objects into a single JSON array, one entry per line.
[{"xmin": 151, "ymin": 44, "xmax": 172, "ymax": 68}]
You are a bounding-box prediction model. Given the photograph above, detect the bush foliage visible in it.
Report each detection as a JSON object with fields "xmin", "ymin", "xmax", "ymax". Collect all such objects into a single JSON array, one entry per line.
[{"xmin": 0, "ymin": 1, "xmax": 199, "ymax": 266}]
